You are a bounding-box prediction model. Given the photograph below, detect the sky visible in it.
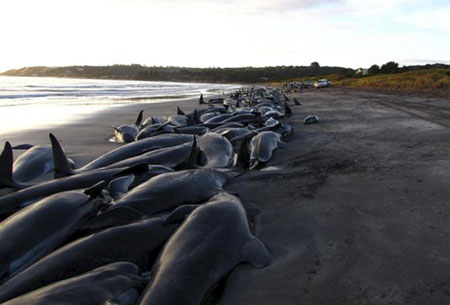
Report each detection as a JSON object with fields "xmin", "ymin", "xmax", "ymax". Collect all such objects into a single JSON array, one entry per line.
[{"xmin": 0, "ymin": 0, "xmax": 449, "ymax": 72}]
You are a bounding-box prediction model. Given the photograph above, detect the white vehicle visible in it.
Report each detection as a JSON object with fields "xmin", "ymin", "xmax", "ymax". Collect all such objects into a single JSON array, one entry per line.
[{"xmin": 314, "ymin": 79, "xmax": 331, "ymax": 88}]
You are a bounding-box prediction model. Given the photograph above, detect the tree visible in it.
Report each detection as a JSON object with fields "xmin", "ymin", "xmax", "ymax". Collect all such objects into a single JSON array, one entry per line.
[
  {"xmin": 310, "ymin": 62, "xmax": 320, "ymax": 69},
  {"xmin": 368, "ymin": 64, "xmax": 380, "ymax": 75},
  {"xmin": 310, "ymin": 62, "xmax": 320, "ymax": 75},
  {"xmin": 339, "ymin": 68, "xmax": 355, "ymax": 79},
  {"xmin": 380, "ymin": 61, "xmax": 399, "ymax": 74}
]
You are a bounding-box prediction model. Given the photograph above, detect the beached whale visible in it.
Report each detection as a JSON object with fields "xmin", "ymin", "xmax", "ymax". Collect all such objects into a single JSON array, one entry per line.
[
  {"xmin": 0, "ymin": 216, "xmax": 179, "ymax": 303},
  {"xmin": 135, "ymin": 123, "xmax": 175, "ymax": 141},
  {"xmin": 304, "ymin": 114, "xmax": 319, "ymax": 124},
  {"xmin": 113, "ymin": 110, "xmax": 143, "ymax": 143},
  {"xmin": 174, "ymin": 125, "xmax": 209, "ymax": 135},
  {"xmin": 111, "ymin": 168, "xmax": 229, "ymax": 215},
  {"xmin": 104, "ymin": 139, "xmax": 197, "ymax": 170},
  {"xmin": 2, "ymin": 262, "xmax": 146, "ymax": 305},
  {"xmin": 141, "ymin": 116, "xmax": 163, "ymax": 128},
  {"xmin": 197, "ymin": 133, "xmax": 234, "ymax": 168},
  {"xmin": 249, "ymin": 131, "xmax": 287, "ymax": 169},
  {"xmin": 53, "ymin": 133, "xmax": 193, "ymax": 177},
  {"xmin": 0, "ymin": 143, "xmax": 75, "ymax": 190},
  {"xmin": 11, "ymin": 144, "xmax": 75, "ymax": 183},
  {"xmin": 0, "ymin": 182, "xmax": 105, "ymax": 282},
  {"xmin": 137, "ymin": 192, "xmax": 270, "ymax": 305},
  {"xmin": 0, "ymin": 153, "xmax": 150, "ymax": 219},
  {"xmin": 83, "ymin": 168, "xmax": 231, "ymax": 231},
  {"xmin": 203, "ymin": 113, "xmax": 233, "ymax": 124}
]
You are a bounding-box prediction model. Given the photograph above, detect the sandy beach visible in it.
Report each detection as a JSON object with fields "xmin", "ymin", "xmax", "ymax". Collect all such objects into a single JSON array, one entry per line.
[{"xmin": 3, "ymin": 87, "xmax": 450, "ymax": 304}]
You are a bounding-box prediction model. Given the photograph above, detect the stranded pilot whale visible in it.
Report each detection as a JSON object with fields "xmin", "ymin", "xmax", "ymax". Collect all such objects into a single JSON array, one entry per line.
[
  {"xmin": 0, "ymin": 216, "xmax": 180, "ymax": 303},
  {"xmin": 3, "ymin": 262, "xmax": 146, "ymax": 305},
  {"xmin": 249, "ymin": 131, "xmax": 287, "ymax": 169},
  {"xmin": 138, "ymin": 192, "xmax": 270, "ymax": 305},
  {"xmin": 0, "ymin": 142, "xmax": 74, "ymax": 189},
  {"xmin": 114, "ymin": 110, "xmax": 143, "ymax": 143},
  {"xmin": 83, "ymin": 168, "xmax": 231, "ymax": 231},
  {"xmin": 0, "ymin": 182, "xmax": 105, "ymax": 282},
  {"xmin": 53, "ymin": 133, "xmax": 193, "ymax": 177},
  {"xmin": 0, "ymin": 135, "xmax": 152, "ymax": 218}
]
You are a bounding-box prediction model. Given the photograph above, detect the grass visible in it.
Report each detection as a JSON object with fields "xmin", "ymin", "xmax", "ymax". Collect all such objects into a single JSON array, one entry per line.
[
  {"xmin": 335, "ymin": 68, "xmax": 450, "ymax": 91},
  {"xmin": 268, "ymin": 68, "xmax": 450, "ymax": 93}
]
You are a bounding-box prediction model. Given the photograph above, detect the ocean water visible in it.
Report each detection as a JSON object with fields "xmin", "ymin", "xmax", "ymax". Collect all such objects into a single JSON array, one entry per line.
[{"xmin": 0, "ymin": 76, "xmax": 237, "ymax": 135}]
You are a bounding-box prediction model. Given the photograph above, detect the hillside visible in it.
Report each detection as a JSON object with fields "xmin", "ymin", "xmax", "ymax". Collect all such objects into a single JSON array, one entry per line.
[
  {"xmin": 1, "ymin": 64, "xmax": 349, "ymax": 83},
  {"xmin": 335, "ymin": 68, "xmax": 450, "ymax": 91}
]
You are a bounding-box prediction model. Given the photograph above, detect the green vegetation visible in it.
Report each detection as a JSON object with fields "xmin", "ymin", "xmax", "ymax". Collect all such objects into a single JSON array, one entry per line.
[
  {"xmin": 335, "ymin": 68, "xmax": 450, "ymax": 91},
  {"xmin": 2, "ymin": 62, "xmax": 449, "ymax": 93},
  {"xmin": 1, "ymin": 63, "xmax": 349, "ymax": 84}
]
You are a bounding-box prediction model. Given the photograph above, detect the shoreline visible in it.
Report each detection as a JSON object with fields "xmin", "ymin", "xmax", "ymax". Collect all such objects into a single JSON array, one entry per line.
[
  {"xmin": 1, "ymin": 95, "xmax": 207, "ymax": 166},
  {"xmin": 3, "ymin": 88, "xmax": 450, "ymax": 304}
]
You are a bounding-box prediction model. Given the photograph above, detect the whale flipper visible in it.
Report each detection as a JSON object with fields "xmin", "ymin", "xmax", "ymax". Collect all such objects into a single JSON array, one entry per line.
[
  {"xmin": 243, "ymin": 237, "xmax": 271, "ymax": 268},
  {"xmin": 84, "ymin": 181, "xmax": 107, "ymax": 198},
  {"xmin": 164, "ymin": 204, "xmax": 199, "ymax": 224},
  {"xmin": 108, "ymin": 174, "xmax": 135, "ymax": 200}
]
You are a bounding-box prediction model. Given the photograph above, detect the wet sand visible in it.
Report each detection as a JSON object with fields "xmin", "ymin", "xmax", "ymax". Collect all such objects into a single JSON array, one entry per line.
[{"xmin": 3, "ymin": 88, "xmax": 450, "ymax": 304}]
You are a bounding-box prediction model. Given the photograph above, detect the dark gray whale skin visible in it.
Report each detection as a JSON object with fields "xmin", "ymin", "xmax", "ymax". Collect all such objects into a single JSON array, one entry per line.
[
  {"xmin": 0, "ymin": 164, "xmax": 148, "ymax": 219},
  {"xmin": 138, "ymin": 192, "xmax": 271, "ymax": 305},
  {"xmin": 111, "ymin": 168, "xmax": 229, "ymax": 216},
  {"xmin": 105, "ymin": 141, "xmax": 194, "ymax": 170},
  {"xmin": 2, "ymin": 262, "xmax": 145, "ymax": 305},
  {"xmin": 0, "ymin": 217, "xmax": 177, "ymax": 303},
  {"xmin": 12, "ymin": 145, "xmax": 74, "ymax": 183},
  {"xmin": 197, "ymin": 133, "xmax": 234, "ymax": 168},
  {"xmin": 0, "ymin": 189, "xmax": 102, "ymax": 282},
  {"xmin": 59, "ymin": 133, "xmax": 193, "ymax": 175}
]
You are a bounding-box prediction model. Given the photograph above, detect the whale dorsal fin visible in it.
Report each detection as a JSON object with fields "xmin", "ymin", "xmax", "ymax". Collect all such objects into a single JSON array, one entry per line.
[
  {"xmin": 49, "ymin": 133, "xmax": 74, "ymax": 178},
  {"xmin": 0, "ymin": 142, "xmax": 16, "ymax": 188},
  {"xmin": 235, "ymin": 135, "xmax": 250, "ymax": 170},
  {"xmin": 243, "ymin": 237, "xmax": 271, "ymax": 268},
  {"xmin": 135, "ymin": 110, "xmax": 144, "ymax": 126},
  {"xmin": 284, "ymin": 102, "xmax": 292, "ymax": 116},
  {"xmin": 177, "ymin": 106, "xmax": 185, "ymax": 116},
  {"xmin": 181, "ymin": 136, "xmax": 198, "ymax": 170}
]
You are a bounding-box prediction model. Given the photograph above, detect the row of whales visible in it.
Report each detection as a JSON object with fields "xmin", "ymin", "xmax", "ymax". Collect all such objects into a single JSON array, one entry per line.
[{"xmin": 0, "ymin": 86, "xmax": 303, "ymax": 304}]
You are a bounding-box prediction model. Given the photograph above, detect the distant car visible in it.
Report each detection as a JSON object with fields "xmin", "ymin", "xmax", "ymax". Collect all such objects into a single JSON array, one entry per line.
[
  {"xmin": 314, "ymin": 79, "xmax": 331, "ymax": 88},
  {"xmin": 303, "ymin": 81, "xmax": 313, "ymax": 88}
]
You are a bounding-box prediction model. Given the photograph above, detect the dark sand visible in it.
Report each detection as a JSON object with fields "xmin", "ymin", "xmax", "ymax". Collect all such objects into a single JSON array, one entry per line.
[{"xmin": 3, "ymin": 88, "xmax": 450, "ymax": 304}]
